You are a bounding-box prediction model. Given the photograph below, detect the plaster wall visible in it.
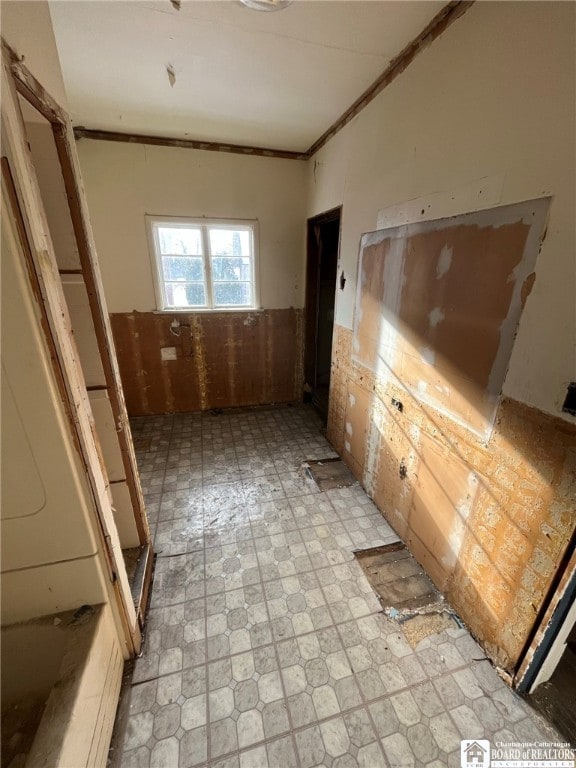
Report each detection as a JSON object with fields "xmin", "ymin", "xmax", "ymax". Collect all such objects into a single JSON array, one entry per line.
[
  {"xmin": 311, "ymin": 1, "xmax": 576, "ymax": 672},
  {"xmin": 1, "ymin": 0, "xmax": 69, "ymax": 112},
  {"xmin": 77, "ymin": 140, "xmax": 307, "ymax": 313},
  {"xmin": 307, "ymin": 0, "xmax": 576, "ymax": 420}
]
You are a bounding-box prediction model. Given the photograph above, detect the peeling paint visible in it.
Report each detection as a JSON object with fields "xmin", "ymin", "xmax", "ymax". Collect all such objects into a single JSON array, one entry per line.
[{"xmin": 166, "ymin": 64, "xmax": 176, "ymax": 88}]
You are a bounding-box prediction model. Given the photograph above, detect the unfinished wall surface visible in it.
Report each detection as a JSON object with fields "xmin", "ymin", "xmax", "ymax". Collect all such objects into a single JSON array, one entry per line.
[
  {"xmin": 77, "ymin": 139, "xmax": 307, "ymax": 413},
  {"xmin": 24, "ymin": 118, "xmax": 140, "ymax": 549},
  {"xmin": 328, "ymin": 326, "xmax": 575, "ymax": 672},
  {"xmin": 309, "ymin": 0, "xmax": 576, "ymax": 674},
  {"xmin": 354, "ymin": 199, "xmax": 550, "ymax": 440},
  {"xmin": 111, "ymin": 309, "xmax": 303, "ymax": 415},
  {"xmin": 308, "ymin": 1, "xmax": 575, "ymax": 422}
]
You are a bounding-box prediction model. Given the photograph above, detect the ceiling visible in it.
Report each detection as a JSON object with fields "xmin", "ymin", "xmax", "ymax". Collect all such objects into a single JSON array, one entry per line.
[{"xmin": 49, "ymin": 0, "xmax": 445, "ymax": 152}]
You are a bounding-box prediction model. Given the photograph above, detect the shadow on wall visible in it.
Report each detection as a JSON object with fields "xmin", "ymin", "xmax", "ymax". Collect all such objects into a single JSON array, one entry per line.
[{"xmin": 330, "ymin": 198, "xmax": 576, "ymax": 673}]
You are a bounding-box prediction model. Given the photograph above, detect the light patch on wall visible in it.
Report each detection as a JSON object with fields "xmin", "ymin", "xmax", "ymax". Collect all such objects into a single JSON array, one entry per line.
[
  {"xmin": 160, "ymin": 346, "xmax": 177, "ymax": 361},
  {"xmin": 436, "ymin": 245, "xmax": 453, "ymax": 279},
  {"xmin": 421, "ymin": 347, "xmax": 435, "ymax": 365},
  {"xmin": 429, "ymin": 307, "xmax": 445, "ymax": 328}
]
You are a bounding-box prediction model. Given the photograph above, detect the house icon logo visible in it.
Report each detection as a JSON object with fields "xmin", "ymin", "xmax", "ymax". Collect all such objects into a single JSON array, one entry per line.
[{"xmin": 461, "ymin": 740, "xmax": 491, "ymax": 768}]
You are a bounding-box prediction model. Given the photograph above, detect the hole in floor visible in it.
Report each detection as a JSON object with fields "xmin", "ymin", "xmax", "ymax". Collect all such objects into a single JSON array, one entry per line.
[
  {"xmin": 355, "ymin": 541, "xmax": 460, "ymax": 647},
  {"xmin": 304, "ymin": 457, "xmax": 356, "ymax": 490}
]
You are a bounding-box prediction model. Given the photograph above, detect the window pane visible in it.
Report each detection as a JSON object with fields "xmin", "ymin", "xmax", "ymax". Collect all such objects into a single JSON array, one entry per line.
[
  {"xmin": 209, "ymin": 229, "xmax": 251, "ymax": 257},
  {"xmin": 214, "ymin": 282, "xmax": 252, "ymax": 306},
  {"xmin": 165, "ymin": 282, "xmax": 206, "ymax": 307},
  {"xmin": 158, "ymin": 227, "xmax": 202, "ymax": 255},
  {"xmin": 162, "ymin": 256, "xmax": 204, "ymax": 281},
  {"xmin": 211, "ymin": 256, "xmax": 251, "ymax": 282}
]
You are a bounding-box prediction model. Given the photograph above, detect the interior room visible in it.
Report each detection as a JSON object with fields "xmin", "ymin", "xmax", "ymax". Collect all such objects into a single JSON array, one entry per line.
[{"xmin": 1, "ymin": 1, "xmax": 575, "ymax": 766}]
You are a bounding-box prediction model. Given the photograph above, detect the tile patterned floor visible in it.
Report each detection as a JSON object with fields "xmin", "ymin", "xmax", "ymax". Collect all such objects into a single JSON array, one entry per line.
[{"xmin": 119, "ymin": 405, "xmax": 558, "ymax": 768}]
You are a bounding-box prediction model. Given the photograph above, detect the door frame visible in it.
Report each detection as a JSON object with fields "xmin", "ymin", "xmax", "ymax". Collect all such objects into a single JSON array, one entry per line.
[
  {"xmin": 304, "ymin": 205, "xmax": 342, "ymax": 391},
  {"xmin": 1, "ymin": 41, "xmax": 151, "ymax": 651},
  {"xmin": 514, "ymin": 536, "xmax": 576, "ymax": 693}
]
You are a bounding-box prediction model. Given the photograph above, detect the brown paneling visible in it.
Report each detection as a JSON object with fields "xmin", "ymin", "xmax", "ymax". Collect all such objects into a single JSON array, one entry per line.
[
  {"xmin": 328, "ymin": 324, "xmax": 576, "ymax": 673},
  {"xmin": 111, "ymin": 309, "xmax": 303, "ymax": 415}
]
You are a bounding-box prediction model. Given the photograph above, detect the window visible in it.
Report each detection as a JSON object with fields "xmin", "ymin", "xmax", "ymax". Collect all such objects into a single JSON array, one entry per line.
[{"xmin": 147, "ymin": 217, "xmax": 259, "ymax": 310}]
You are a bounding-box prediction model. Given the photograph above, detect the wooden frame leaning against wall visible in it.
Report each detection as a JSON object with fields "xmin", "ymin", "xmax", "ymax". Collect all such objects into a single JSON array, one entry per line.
[{"xmin": 1, "ymin": 39, "xmax": 154, "ymax": 654}]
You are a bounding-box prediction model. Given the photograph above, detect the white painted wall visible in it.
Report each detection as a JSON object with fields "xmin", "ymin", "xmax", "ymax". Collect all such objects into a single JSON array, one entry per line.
[
  {"xmin": 307, "ymin": 1, "xmax": 576, "ymax": 421},
  {"xmin": 1, "ymin": 0, "xmax": 69, "ymax": 111},
  {"xmin": 77, "ymin": 140, "xmax": 307, "ymax": 313}
]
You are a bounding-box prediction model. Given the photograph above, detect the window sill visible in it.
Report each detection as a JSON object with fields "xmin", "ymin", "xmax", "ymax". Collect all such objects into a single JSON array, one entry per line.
[{"xmin": 152, "ymin": 307, "xmax": 263, "ymax": 314}]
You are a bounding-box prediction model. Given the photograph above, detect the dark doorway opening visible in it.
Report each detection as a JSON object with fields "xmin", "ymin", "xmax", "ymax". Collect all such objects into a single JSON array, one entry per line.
[
  {"xmin": 304, "ymin": 207, "xmax": 341, "ymax": 419},
  {"xmin": 528, "ymin": 638, "xmax": 576, "ymax": 745}
]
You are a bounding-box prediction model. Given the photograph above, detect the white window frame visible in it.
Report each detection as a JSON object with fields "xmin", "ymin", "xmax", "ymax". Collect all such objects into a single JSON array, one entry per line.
[{"xmin": 146, "ymin": 215, "xmax": 260, "ymax": 312}]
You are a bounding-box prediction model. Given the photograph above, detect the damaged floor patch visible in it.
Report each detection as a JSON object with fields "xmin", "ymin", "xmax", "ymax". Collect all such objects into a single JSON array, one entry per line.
[
  {"xmin": 355, "ymin": 542, "xmax": 459, "ymax": 645},
  {"xmin": 132, "ymin": 436, "xmax": 152, "ymax": 451},
  {"xmin": 304, "ymin": 457, "xmax": 356, "ymax": 490}
]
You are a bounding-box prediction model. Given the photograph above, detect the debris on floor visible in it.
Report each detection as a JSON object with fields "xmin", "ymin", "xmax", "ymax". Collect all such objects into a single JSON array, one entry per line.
[
  {"xmin": 398, "ymin": 612, "xmax": 459, "ymax": 649},
  {"xmin": 113, "ymin": 405, "xmax": 562, "ymax": 768}
]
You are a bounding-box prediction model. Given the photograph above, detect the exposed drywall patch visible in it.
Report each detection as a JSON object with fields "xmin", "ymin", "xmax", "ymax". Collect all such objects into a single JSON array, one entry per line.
[{"xmin": 353, "ymin": 198, "xmax": 550, "ymax": 441}]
